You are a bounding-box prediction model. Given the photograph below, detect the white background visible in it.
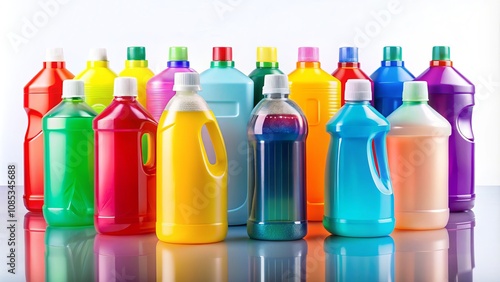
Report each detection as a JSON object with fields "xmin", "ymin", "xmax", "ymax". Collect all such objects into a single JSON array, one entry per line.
[{"xmin": 1, "ymin": 0, "xmax": 499, "ymax": 186}]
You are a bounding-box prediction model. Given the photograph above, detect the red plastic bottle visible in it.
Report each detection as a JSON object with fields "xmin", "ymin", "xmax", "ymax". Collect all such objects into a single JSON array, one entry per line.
[
  {"xmin": 331, "ymin": 47, "xmax": 373, "ymax": 106},
  {"xmin": 23, "ymin": 48, "xmax": 74, "ymax": 211},
  {"xmin": 24, "ymin": 212, "xmax": 47, "ymax": 282},
  {"xmin": 93, "ymin": 77, "xmax": 157, "ymax": 235}
]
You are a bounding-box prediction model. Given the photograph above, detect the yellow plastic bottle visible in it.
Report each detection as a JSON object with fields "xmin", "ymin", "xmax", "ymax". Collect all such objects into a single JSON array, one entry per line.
[
  {"xmin": 157, "ymin": 72, "xmax": 228, "ymax": 244},
  {"xmin": 118, "ymin": 46, "xmax": 154, "ymax": 107},
  {"xmin": 74, "ymin": 48, "xmax": 117, "ymax": 113},
  {"xmin": 289, "ymin": 47, "xmax": 341, "ymax": 221}
]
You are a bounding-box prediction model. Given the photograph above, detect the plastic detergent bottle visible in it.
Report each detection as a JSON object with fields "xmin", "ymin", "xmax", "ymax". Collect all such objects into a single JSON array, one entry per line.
[
  {"xmin": 247, "ymin": 74, "xmax": 308, "ymax": 241},
  {"xmin": 146, "ymin": 46, "xmax": 195, "ymax": 121},
  {"xmin": 119, "ymin": 46, "xmax": 154, "ymax": 107},
  {"xmin": 74, "ymin": 48, "xmax": 117, "ymax": 113},
  {"xmin": 370, "ymin": 46, "xmax": 415, "ymax": 117},
  {"xmin": 288, "ymin": 47, "xmax": 340, "ymax": 221},
  {"xmin": 42, "ymin": 80, "xmax": 97, "ymax": 226},
  {"xmin": 24, "ymin": 48, "xmax": 74, "ymax": 212},
  {"xmin": 248, "ymin": 47, "xmax": 283, "ymax": 106},
  {"xmin": 156, "ymin": 72, "xmax": 228, "ymax": 244},
  {"xmin": 387, "ymin": 81, "xmax": 451, "ymax": 230},
  {"xmin": 324, "ymin": 79, "xmax": 394, "ymax": 237}
]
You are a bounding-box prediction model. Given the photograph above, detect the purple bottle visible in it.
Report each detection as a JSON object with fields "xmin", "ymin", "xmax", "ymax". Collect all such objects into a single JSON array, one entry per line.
[
  {"xmin": 415, "ymin": 46, "xmax": 475, "ymax": 212},
  {"xmin": 146, "ymin": 46, "xmax": 196, "ymax": 121}
]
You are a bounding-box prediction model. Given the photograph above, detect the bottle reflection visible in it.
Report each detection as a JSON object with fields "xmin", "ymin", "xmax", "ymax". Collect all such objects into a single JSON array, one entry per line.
[
  {"xmin": 446, "ymin": 210, "xmax": 475, "ymax": 282},
  {"xmin": 392, "ymin": 228, "xmax": 449, "ymax": 281},
  {"xmin": 24, "ymin": 212, "xmax": 47, "ymax": 282},
  {"xmin": 94, "ymin": 233, "xmax": 157, "ymax": 281},
  {"xmin": 248, "ymin": 239, "xmax": 307, "ymax": 281},
  {"xmin": 227, "ymin": 226, "xmax": 249, "ymax": 282},
  {"xmin": 324, "ymin": 235, "xmax": 394, "ymax": 282},
  {"xmin": 156, "ymin": 240, "xmax": 228, "ymax": 282},
  {"xmin": 45, "ymin": 225, "xmax": 95, "ymax": 282}
]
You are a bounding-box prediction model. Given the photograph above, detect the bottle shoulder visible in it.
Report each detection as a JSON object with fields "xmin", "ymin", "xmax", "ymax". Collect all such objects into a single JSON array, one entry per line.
[
  {"xmin": 44, "ymin": 100, "xmax": 97, "ymax": 119},
  {"xmin": 24, "ymin": 67, "xmax": 75, "ymax": 93},
  {"xmin": 387, "ymin": 104, "xmax": 451, "ymax": 136},
  {"xmin": 94, "ymin": 100, "xmax": 156, "ymax": 126},
  {"xmin": 248, "ymin": 67, "xmax": 283, "ymax": 78},
  {"xmin": 149, "ymin": 67, "xmax": 195, "ymax": 84},
  {"xmin": 327, "ymin": 104, "xmax": 389, "ymax": 132},
  {"xmin": 289, "ymin": 67, "xmax": 338, "ymax": 82},
  {"xmin": 75, "ymin": 67, "xmax": 117, "ymax": 81},
  {"xmin": 119, "ymin": 67, "xmax": 155, "ymax": 79},
  {"xmin": 370, "ymin": 66, "xmax": 415, "ymax": 83},
  {"xmin": 415, "ymin": 66, "xmax": 474, "ymax": 93},
  {"xmin": 200, "ymin": 67, "xmax": 253, "ymax": 84}
]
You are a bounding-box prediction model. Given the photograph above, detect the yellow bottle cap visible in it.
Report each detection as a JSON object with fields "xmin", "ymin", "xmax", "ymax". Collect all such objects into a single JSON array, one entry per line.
[{"xmin": 257, "ymin": 47, "xmax": 278, "ymax": 63}]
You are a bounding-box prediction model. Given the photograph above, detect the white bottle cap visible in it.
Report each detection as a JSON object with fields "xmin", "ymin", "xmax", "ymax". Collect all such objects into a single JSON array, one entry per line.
[
  {"xmin": 114, "ymin": 77, "xmax": 137, "ymax": 97},
  {"xmin": 88, "ymin": 48, "xmax": 108, "ymax": 61},
  {"xmin": 262, "ymin": 74, "xmax": 290, "ymax": 94},
  {"xmin": 345, "ymin": 79, "xmax": 372, "ymax": 101},
  {"xmin": 62, "ymin": 80, "xmax": 84, "ymax": 98},
  {"xmin": 45, "ymin": 48, "xmax": 64, "ymax": 62},
  {"xmin": 173, "ymin": 72, "xmax": 202, "ymax": 91},
  {"xmin": 402, "ymin": 81, "xmax": 429, "ymax": 102}
]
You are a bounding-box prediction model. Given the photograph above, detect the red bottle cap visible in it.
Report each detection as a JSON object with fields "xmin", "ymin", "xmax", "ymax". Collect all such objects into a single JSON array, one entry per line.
[{"xmin": 213, "ymin": 47, "xmax": 232, "ymax": 61}]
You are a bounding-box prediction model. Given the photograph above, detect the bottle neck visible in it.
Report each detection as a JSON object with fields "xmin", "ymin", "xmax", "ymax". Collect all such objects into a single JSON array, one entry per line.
[
  {"xmin": 338, "ymin": 62, "xmax": 360, "ymax": 68},
  {"xmin": 43, "ymin": 61, "xmax": 66, "ymax": 68},
  {"xmin": 125, "ymin": 60, "xmax": 148, "ymax": 68},
  {"xmin": 402, "ymin": 101, "xmax": 427, "ymax": 105},
  {"xmin": 176, "ymin": 90, "xmax": 198, "ymax": 96},
  {"xmin": 87, "ymin": 61, "xmax": 108, "ymax": 68},
  {"xmin": 381, "ymin": 61, "xmax": 404, "ymax": 67},
  {"xmin": 256, "ymin": 62, "xmax": 279, "ymax": 68},
  {"xmin": 297, "ymin": 61, "xmax": 320, "ymax": 68},
  {"xmin": 430, "ymin": 60, "xmax": 453, "ymax": 67},
  {"xmin": 63, "ymin": 97, "xmax": 84, "ymax": 102},
  {"xmin": 114, "ymin": 96, "xmax": 137, "ymax": 102},
  {"xmin": 264, "ymin": 93, "xmax": 289, "ymax": 99},
  {"xmin": 168, "ymin": 61, "xmax": 190, "ymax": 68},
  {"xmin": 345, "ymin": 100, "xmax": 370, "ymax": 105},
  {"xmin": 211, "ymin": 61, "xmax": 234, "ymax": 68}
]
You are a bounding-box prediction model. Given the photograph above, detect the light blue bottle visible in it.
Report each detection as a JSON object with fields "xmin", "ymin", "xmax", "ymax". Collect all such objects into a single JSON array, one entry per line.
[
  {"xmin": 324, "ymin": 79, "xmax": 394, "ymax": 237},
  {"xmin": 200, "ymin": 47, "xmax": 254, "ymax": 225}
]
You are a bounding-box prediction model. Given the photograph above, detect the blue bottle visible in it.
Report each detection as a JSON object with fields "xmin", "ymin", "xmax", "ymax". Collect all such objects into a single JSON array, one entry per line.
[
  {"xmin": 200, "ymin": 47, "xmax": 254, "ymax": 226},
  {"xmin": 247, "ymin": 74, "xmax": 308, "ymax": 240},
  {"xmin": 324, "ymin": 79, "xmax": 394, "ymax": 237},
  {"xmin": 370, "ymin": 46, "xmax": 415, "ymax": 117}
]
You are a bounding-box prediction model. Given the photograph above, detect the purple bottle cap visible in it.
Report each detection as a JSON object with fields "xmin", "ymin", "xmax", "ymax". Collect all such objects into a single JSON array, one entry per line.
[{"xmin": 298, "ymin": 47, "xmax": 319, "ymax": 62}]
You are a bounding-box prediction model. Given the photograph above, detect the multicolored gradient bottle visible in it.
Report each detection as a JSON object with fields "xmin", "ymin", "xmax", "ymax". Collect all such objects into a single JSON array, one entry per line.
[
  {"xmin": 42, "ymin": 80, "xmax": 97, "ymax": 226},
  {"xmin": 24, "ymin": 48, "xmax": 74, "ymax": 212},
  {"xmin": 247, "ymin": 74, "xmax": 308, "ymax": 240},
  {"xmin": 288, "ymin": 47, "xmax": 340, "ymax": 221},
  {"xmin": 324, "ymin": 79, "xmax": 394, "ymax": 237},
  {"xmin": 93, "ymin": 77, "xmax": 157, "ymax": 235},
  {"xmin": 74, "ymin": 48, "xmax": 117, "ymax": 113},
  {"xmin": 248, "ymin": 47, "xmax": 283, "ymax": 106},
  {"xmin": 415, "ymin": 46, "xmax": 475, "ymax": 212},
  {"xmin": 370, "ymin": 46, "xmax": 415, "ymax": 117},
  {"xmin": 146, "ymin": 46, "xmax": 195, "ymax": 121},
  {"xmin": 119, "ymin": 46, "xmax": 154, "ymax": 107},
  {"xmin": 332, "ymin": 46, "xmax": 373, "ymax": 106}
]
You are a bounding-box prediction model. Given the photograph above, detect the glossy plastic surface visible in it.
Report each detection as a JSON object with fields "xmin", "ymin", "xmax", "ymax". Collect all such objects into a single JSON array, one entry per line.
[
  {"xmin": 249, "ymin": 65, "xmax": 283, "ymax": 106},
  {"xmin": 93, "ymin": 96, "xmax": 157, "ymax": 235},
  {"xmin": 332, "ymin": 62, "xmax": 373, "ymax": 106},
  {"xmin": 74, "ymin": 61, "xmax": 117, "ymax": 113},
  {"xmin": 119, "ymin": 60, "xmax": 154, "ymax": 107},
  {"xmin": 24, "ymin": 61, "xmax": 74, "ymax": 212}
]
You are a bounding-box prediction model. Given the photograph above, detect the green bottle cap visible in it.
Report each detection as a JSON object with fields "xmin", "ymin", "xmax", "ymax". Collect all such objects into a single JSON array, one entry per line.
[
  {"xmin": 169, "ymin": 46, "xmax": 188, "ymax": 61},
  {"xmin": 383, "ymin": 46, "xmax": 402, "ymax": 61},
  {"xmin": 127, "ymin": 46, "xmax": 146, "ymax": 60},
  {"xmin": 432, "ymin": 46, "xmax": 450, "ymax": 61},
  {"xmin": 402, "ymin": 81, "xmax": 428, "ymax": 102}
]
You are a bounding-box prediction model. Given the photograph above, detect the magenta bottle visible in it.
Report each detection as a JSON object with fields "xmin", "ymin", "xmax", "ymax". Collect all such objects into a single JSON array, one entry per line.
[
  {"xmin": 415, "ymin": 46, "xmax": 475, "ymax": 212},
  {"xmin": 146, "ymin": 46, "xmax": 196, "ymax": 121}
]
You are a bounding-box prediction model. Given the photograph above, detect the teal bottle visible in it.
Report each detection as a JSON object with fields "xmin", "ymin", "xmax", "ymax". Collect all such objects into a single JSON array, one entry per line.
[
  {"xmin": 42, "ymin": 80, "xmax": 97, "ymax": 226},
  {"xmin": 248, "ymin": 47, "xmax": 284, "ymax": 106},
  {"xmin": 200, "ymin": 47, "xmax": 254, "ymax": 226},
  {"xmin": 324, "ymin": 79, "xmax": 394, "ymax": 237}
]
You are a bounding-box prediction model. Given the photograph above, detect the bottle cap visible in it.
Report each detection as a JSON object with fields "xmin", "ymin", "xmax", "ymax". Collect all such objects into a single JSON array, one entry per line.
[
  {"xmin": 432, "ymin": 46, "xmax": 450, "ymax": 60},
  {"xmin": 127, "ymin": 46, "xmax": 146, "ymax": 60},
  {"xmin": 298, "ymin": 47, "xmax": 319, "ymax": 62},
  {"xmin": 383, "ymin": 46, "xmax": 402, "ymax": 61},
  {"xmin": 62, "ymin": 80, "xmax": 84, "ymax": 98},
  {"xmin": 169, "ymin": 46, "xmax": 188, "ymax": 61},
  {"xmin": 114, "ymin": 77, "xmax": 138, "ymax": 97},
  {"xmin": 45, "ymin": 48, "xmax": 64, "ymax": 62},
  {"xmin": 88, "ymin": 48, "xmax": 108, "ymax": 61},
  {"xmin": 213, "ymin": 47, "xmax": 232, "ymax": 61},
  {"xmin": 402, "ymin": 81, "xmax": 428, "ymax": 102},
  {"xmin": 345, "ymin": 79, "xmax": 372, "ymax": 101},
  {"xmin": 173, "ymin": 72, "xmax": 201, "ymax": 91},
  {"xmin": 262, "ymin": 74, "xmax": 289, "ymax": 95},
  {"xmin": 257, "ymin": 47, "xmax": 278, "ymax": 62},
  {"xmin": 339, "ymin": 47, "xmax": 358, "ymax": 63}
]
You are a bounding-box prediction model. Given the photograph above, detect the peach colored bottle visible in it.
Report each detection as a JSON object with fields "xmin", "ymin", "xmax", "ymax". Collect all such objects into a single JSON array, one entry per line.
[{"xmin": 387, "ymin": 81, "xmax": 451, "ymax": 230}]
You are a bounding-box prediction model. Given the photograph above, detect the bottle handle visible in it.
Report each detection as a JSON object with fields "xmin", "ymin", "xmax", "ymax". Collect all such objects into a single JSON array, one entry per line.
[
  {"xmin": 373, "ymin": 133, "xmax": 392, "ymax": 194},
  {"xmin": 141, "ymin": 121, "xmax": 157, "ymax": 175},
  {"xmin": 202, "ymin": 117, "xmax": 228, "ymax": 177}
]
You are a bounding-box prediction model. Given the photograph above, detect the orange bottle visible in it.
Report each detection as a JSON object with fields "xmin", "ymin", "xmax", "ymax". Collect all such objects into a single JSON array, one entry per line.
[{"xmin": 289, "ymin": 47, "xmax": 341, "ymax": 221}]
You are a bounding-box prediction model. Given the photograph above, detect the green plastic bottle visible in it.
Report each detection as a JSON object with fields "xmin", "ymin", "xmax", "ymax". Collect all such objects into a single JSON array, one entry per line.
[
  {"xmin": 119, "ymin": 46, "xmax": 154, "ymax": 108},
  {"xmin": 42, "ymin": 80, "xmax": 97, "ymax": 226},
  {"xmin": 248, "ymin": 47, "xmax": 284, "ymax": 106}
]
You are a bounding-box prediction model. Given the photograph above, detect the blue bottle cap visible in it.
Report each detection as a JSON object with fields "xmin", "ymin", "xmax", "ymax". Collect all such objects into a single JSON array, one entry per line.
[{"xmin": 339, "ymin": 47, "xmax": 358, "ymax": 63}]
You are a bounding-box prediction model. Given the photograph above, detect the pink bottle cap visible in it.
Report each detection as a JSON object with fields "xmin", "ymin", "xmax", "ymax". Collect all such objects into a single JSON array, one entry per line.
[{"xmin": 298, "ymin": 47, "xmax": 319, "ymax": 62}]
